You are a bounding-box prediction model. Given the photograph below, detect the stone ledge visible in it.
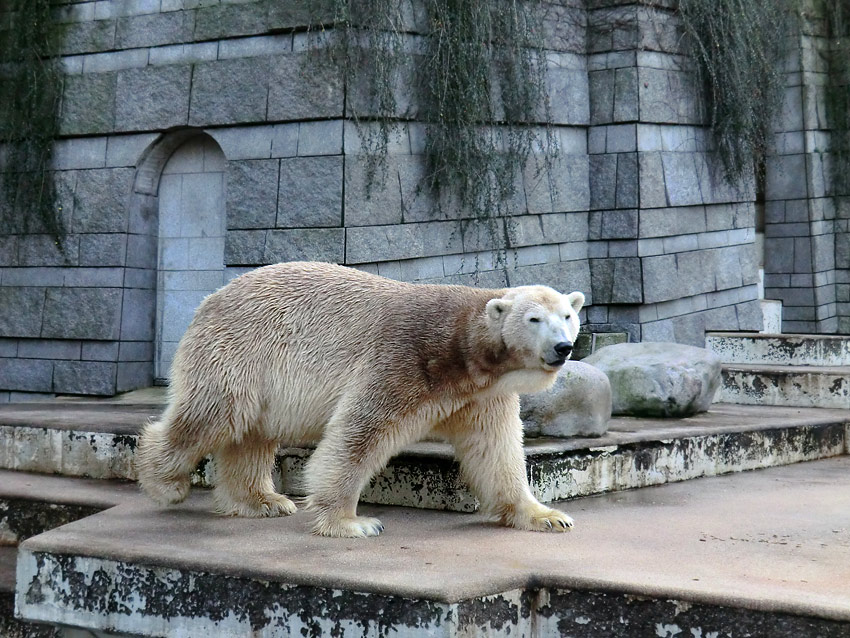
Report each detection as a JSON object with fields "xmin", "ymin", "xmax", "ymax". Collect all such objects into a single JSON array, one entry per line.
[{"xmin": 0, "ymin": 403, "xmax": 846, "ymax": 511}]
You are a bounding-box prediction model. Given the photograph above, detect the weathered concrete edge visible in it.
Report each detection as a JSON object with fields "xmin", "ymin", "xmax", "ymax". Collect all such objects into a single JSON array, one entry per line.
[
  {"xmin": 2, "ymin": 422, "xmax": 846, "ymax": 512},
  {"xmin": 529, "ymin": 422, "xmax": 848, "ymax": 503},
  {"xmin": 15, "ymin": 549, "xmax": 850, "ymax": 638}
]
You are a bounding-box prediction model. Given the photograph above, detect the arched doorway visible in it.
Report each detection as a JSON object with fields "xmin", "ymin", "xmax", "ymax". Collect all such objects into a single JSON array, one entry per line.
[{"xmin": 154, "ymin": 135, "xmax": 226, "ymax": 383}]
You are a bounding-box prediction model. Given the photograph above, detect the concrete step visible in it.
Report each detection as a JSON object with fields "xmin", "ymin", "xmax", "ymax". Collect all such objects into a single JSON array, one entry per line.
[
  {"xmin": 15, "ymin": 457, "xmax": 850, "ymax": 637},
  {"xmin": 720, "ymin": 364, "xmax": 850, "ymax": 409},
  {"xmin": 0, "ymin": 468, "xmax": 137, "ymax": 638},
  {"xmin": 1, "ymin": 402, "xmax": 848, "ymax": 512},
  {"xmin": 706, "ymin": 332, "xmax": 850, "ymax": 366},
  {"xmin": 1, "ymin": 545, "xmax": 61, "ymax": 638},
  {"xmin": 0, "ymin": 469, "xmax": 139, "ymax": 545}
]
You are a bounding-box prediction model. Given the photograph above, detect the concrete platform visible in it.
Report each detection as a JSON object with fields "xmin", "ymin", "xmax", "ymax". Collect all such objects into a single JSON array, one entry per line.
[{"xmin": 16, "ymin": 457, "xmax": 850, "ymax": 637}]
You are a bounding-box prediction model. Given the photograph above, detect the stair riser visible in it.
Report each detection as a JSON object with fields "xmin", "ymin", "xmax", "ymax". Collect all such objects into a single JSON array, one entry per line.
[
  {"xmin": 0, "ymin": 499, "xmax": 102, "ymax": 546},
  {"xmin": 707, "ymin": 335, "xmax": 850, "ymax": 366},
  {"xmin": 720, "ymin": 369, "xmax": 850, "ymax": 408},
  {"xmin": 18, "ymin": 551, "xmax": 850, "ymax": 638},
  {"xmin": 1, "ymin": 423, "xmax": 845, "ymax": 512}
]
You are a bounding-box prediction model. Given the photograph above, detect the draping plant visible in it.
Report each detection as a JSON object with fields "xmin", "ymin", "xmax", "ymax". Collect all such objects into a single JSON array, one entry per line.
[
  {"xmin": 324, "ymin": 0, "xmax": 558, "ymax": 260},
  {"xmin": 825, "ymin": 0, "xmax": 850, "ymax": 197},
  {"xmin": 676, "ymin": 0, "xmax": 798, "ymax": 184},
  {"xmin": 0, "ymin": 0, "xmax": 63, "ymax": 239}
]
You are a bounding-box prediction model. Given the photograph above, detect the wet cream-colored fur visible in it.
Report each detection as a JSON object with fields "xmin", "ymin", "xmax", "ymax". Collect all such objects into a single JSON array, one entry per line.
[{"xmin": 136, "ymin": 262, "xmax": 585, "ymax": 538}]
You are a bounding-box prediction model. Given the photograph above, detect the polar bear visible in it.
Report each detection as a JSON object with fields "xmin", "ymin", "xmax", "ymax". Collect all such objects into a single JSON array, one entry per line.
[{"xmin": 136, "ymin": 261, "xmax": 585, "ymax": 538}]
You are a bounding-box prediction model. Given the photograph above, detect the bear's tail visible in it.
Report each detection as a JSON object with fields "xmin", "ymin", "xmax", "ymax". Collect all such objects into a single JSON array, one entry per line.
[{"xmin": 135, "ymin": 417, "xmax": 195, "ymax": 505}]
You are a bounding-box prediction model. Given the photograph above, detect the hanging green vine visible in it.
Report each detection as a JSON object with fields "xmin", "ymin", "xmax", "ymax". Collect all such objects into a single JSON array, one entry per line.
[
  {"xmin": 323, "ymin": 0, "xmax": 557, "ymax": 253},
  {"xmin": 0, "ymin": 0, "xmax": 63, "ymax": 239},
  {"xmin": 826, "ymin": 0, "xmax": 850, "ymax": 197},
  {"xmin": 677, "ymin": 0, "xmax": 797, "ymax": 184}
]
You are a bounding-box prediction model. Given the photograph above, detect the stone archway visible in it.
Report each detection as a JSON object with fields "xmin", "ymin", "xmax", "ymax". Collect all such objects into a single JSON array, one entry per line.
[{"xmin": 154, "ymin": 135, "xmax": 226, "ymax": 382}]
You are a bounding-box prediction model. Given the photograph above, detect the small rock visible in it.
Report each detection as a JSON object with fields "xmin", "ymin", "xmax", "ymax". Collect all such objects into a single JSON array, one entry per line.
[
  {"xmin": 521, "ymin": 361, "xmax": 612, "ymax": 437},
  {"xmin": 582, "ymin": 342, "xmax": 721, "ymax": 418}
]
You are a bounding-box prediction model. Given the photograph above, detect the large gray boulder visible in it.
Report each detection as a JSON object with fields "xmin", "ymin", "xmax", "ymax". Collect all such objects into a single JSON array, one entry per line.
[
  {"xmin": 521, "ymin": 361, "xmax": 612, "ymax": 437},
  {"xmin": 583, "ymin": 342, "xmax": 721, "ymax": 417}
]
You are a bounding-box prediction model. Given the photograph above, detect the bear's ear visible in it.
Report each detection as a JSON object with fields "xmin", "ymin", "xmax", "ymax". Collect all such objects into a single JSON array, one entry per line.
[
  {"xmin": 567, "ymin": 291, "xmax": 585, "ymax": 313},
  {"xmin": 486, "ymin": 298, "xmax": 512, "ymax": 322}
]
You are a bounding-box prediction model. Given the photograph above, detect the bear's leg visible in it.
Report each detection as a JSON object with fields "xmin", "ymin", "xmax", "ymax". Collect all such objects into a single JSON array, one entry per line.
[
  {"xmin": 304, "ymin": 406, "xmax": 420, "ymax": 538},
  {"xmin": 212, "ymin": 437, "xmax": 296, "ymax": 518},
  {"xmin": 435, "ymin": 394, "xmax": 574, "ymax": 532},
  {"xmin": 136, "ymin": 414, "xmax": 209, "ymax": 505}
]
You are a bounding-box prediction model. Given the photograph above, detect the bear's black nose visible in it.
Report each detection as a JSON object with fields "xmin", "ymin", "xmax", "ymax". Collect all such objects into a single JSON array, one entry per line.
[{"xmin": 554, "ymin": 341, "xmax": 573, "ymax": 357}]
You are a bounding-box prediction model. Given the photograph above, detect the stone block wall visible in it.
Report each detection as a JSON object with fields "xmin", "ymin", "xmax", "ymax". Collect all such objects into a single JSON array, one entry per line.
[
  {"xmin": 762, "ymin": 8, "xmax": 840, "ymax": 334},
  {"xmin": 585, "ymin": 0, "xmax": 762, "ymax": 343},
  {"xmin": 0, "ymin": 0, "xmax": 842, "ymax": 398}
]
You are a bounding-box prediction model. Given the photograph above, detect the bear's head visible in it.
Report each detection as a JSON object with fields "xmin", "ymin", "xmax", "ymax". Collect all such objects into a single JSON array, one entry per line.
[{"xmin": 485, "ymin": 285, "xmax": 585, "ymax": 389}]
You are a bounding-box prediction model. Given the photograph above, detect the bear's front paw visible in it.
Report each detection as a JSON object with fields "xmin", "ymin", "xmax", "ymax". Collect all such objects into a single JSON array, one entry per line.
[
  {"xmin": 313, "ymin": 515, "xmax": 384, "ymax": 538},
  {"xmin": 506, "ymin": 504, "xmax": 574, "ymax": 533}
]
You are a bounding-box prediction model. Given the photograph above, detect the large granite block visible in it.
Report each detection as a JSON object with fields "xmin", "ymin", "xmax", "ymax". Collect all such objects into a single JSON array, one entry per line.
[
  {"xmin": 116, "ymin": 361, "xmax": 152, "ymax": 393},
  {"xmin": 589, "ymin": 70, "xmax": 615, "ymax": 125},
  {"xmin": 613, "ymin": 67, "xmax": 639, "ymax": 121},
  {"xmin": 71, "ymin": 168, "xmax": 134, "ymax": 233},
  {"xmin": 264, "ymin": 228, "xmax": 345, "ymax": 263},
  {"xmin": 56, "ymin": 20, "xmax": 116, "ymax": 56},
  {"xmin": 639, "ymin": 206, "xmax": 706, "ymax": 238},
  {"xmin": 189, "ymin": 58, "xmax": 271, "ymax": 126},
  {"xmin": 344, "ymin": 158, "xmax": 404, "ymax": 227},
  {"xmin": 17, "ymin": 339, "xmax": 81, "ymax": 360},
  {"xmin": 41, "ymin": 288, "xmax": 122, "ymax": 340},
  {"xmin": 115, "ymin": 10, "xmax": 194, "ymax": 48},
  {"xmin": 345, "ymin": 222, "xmax": 462, "ymax": 264},
  {"xmin": 116, "ymin": 65, "xmax": 191, "ymax": 131},
  {"xmin": 226, "ymin": 160, "xmax": 279, "ymax": 229},
  {"xmin": 766, "ymin": 154, "xmax": 809, "ymax": 200},
  {"xmin": 589, "ymin": 154, "xmax": 617, "ymax": 210},
  {"xmin": 0, "ymin": 236, "xmax": 16, "ymax": 266},
  {"xmin": 661, "ymin": 152, "xmax": 703, "ymax": 207},
  {"xmin": 638, "ymin": 152, "xmax": 667, "ymax": 208},
  {"xmin": 508, "ymin": 260, "xmax": 592, "ymax": 299},
  {"xmin": 60, "ymin": 72, "xmax": 117, "ymax": 135},
  {"xmin": 53, "ymin": 361, "xmax": 117, "ymax": 396},
  {"xmin": 525, "ymin": 155, "xmax": 590, "ymax": 214},
  {"xmin": 638, "ymin": 67, "xmax": 701, "ymax": 125},
  {"xmin": 589, "ymin": 209, "xmax": 638, "ymax": 240},
  {"xmin": 17, "ymin": 235, "xmax": 79, "ymax": 267},
  {"xmin": 0, "ymin": 358, "xmax": 53, "ymax": 392},
  {"xmin": 82, "ymin": 341, "xmax": 120, "ymax": 362},
  {"xmin": 590, "ymin": 257, "xmax": 642, "ymax": 303},
  {"xmin": 268, "ymin": 53, "xmax": 344, "ymax": 121},
  {"xmin": 297, "ymin": 120, "xmax": 343, "ymax": 157},
  {"xmin": 548, "ymin": 67, "xmax": 590, "ymax": 126},
  {"xmin": 615, "ymin": 152, "xmax": 638, "ymax": 208},
  {"xmin": 277, "ymin": 157, "xmax": 342, "ymax": 228},
  {"xmin": 120, "ymin": 288, "xmax": 155, "ymax": 341},
  {"xmin": 63, "ymin": 267, "xmax": 125, "ymax": 288},
  {"xmin": 193, "ymin": 0, "xmax": 269, "ymax": 40},
  {"xmin": 79, "ymin": 234, "xmax": 128, "ymax": 267},
  {"xmin": 225, "ymin": 230, "xmax": 266, "ymax": 266},
  {"xmin": 0, "ymin": 288, "xmax": 46, "ymax": 338}
]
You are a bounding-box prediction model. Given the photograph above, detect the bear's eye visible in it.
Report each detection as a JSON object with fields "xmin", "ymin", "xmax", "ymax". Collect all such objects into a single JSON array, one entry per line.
[{"xmin": 528, "ymin": 317, "xmax": 541, "ymax": 323}]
